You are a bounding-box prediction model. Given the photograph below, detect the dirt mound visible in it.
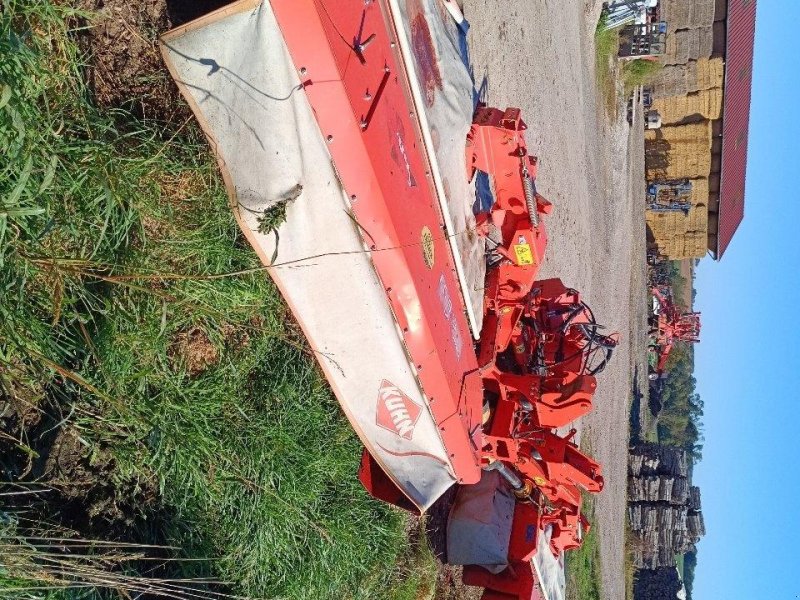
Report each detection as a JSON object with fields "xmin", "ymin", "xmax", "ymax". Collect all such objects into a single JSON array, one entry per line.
[
  {"xmin": 0, "ymin": 387, "xmax": 159, "ymax": 539},
  {"xmin": 170, "ymin": 326, "xmax": 220, "ymax": 376},
  {"xmin": 75, "ymin": 0, "xmax": 233, "ymax": 120}
]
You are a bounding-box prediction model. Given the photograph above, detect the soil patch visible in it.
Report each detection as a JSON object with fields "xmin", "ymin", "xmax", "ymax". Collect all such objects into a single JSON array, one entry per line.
[
  {"xmin": 170, "ymin": 326, "xmax": 220, "ymax": 376},
  {"xmin": 1, "ymin": 390, "xmax": 160, "ymax": 539},
  {"xmin": 74, "ymin": 0, "xmax": 234, "ymax": 120}
]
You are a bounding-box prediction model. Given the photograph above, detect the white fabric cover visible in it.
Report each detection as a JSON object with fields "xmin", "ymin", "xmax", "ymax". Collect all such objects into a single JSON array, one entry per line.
[
  {"xmin": 446, "ymin": 470, "xmax": 515, "ymax": 572},
  {"xmin": 389, "ymin": 0, "xmax": 485, "ymax": 337},
  {"xmin": 447, "ymin": 471, "xmax": 566, "ymax": 599},
  {"xmin": 534, "ymin": 527, "xmax": 567, "ymax": 600},
  {"xmin": 161, "ymin": 0, "xmax": 458, "ymax": 510}
]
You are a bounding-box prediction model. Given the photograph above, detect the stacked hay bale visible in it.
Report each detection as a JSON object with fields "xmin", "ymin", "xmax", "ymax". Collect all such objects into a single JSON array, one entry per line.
[
  {"xmin": 643, "ymin": 0, "xmax": 726, "ymax": 259},
  {"xmin": 646, "ymin": 121, "xmax": 713, "ymax": 179},
  {"xmin": 651, "ymin": 84, "xmax": 723, "ymax": 123},
  {"xmin": 650, "ymin": 57, "xmax": 725, "ymax": 103},
  {"xmin": 628, "ymin": 443, "xmax": 705, "ymax": 570},
  {"xmin": 645, "ymin": 131, "xmax": 711, "ymax": 259},
  {"xmin": 659, "ymin": 0, "xmax": 716, "ymax": 30}
]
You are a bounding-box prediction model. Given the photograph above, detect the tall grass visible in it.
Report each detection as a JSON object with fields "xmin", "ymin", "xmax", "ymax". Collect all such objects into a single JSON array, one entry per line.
[
  {"xmin": 565, "ymin": 515, "xmax": 602, "ymax": 600},
  {"xmin": 594, "ymin": 12, "xmax": 621, "ymax": 114},
  {"xmin": 622, "ymin": 59, "xmax": 663, "ymax": 93},
  {"xmin": 1, "ymin": 2, "xmax": 423, "ymax": 598}
]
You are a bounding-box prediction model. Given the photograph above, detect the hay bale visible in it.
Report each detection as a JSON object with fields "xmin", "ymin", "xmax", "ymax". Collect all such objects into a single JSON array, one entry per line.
[
  {"xmin": 665, "ymin": 33, "xmax": 678, "ymax": 62},
  {"xmin": 672, "ymin": 27, "xmax": 715, "ymax": 62},
  {"xmin": 662, "ymin": 0, "xmax": 716, "ymax": 30},
  {"xmin": 663, "ymin": 0, "xmax": 692, "ymax": 31},
  {"xmin": 644, "ymin": 177, "xmax": 710, "ymax": 259},
  {"xmin": 697, "ymin": 26, "xmax": 715, "ymax": 58},
  {"xmin": 691, "ymin": 185, "xmax": 710, "ymax": 210},
  {"xmin": 673, "ymin": 29, "xmax": 692, "ymax": 63},
  {"xmin": 695, "ymin": 58, "xmax": 725, "ymax": 90},
  {"xmin": 652, "ymin": 88, "xmax": 723, "ymax": 124},
  {"xmin": 652, "ymin": 61, "xmax": 705, "ymax": 97},
  {"xmin": 646, "ymin": 121, "xmax": 714, "ymax": 180}
]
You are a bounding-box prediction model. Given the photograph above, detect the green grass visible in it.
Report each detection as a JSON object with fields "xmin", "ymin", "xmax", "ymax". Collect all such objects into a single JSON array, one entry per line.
[
  {"xmin": 565, "ymin": 502, "xmax": 602, "ymax": 600},
  {"xmin": 624, "ymin": 524, "xmax": 637, "ymax": 600},
  {"xmin": 0, "ymin": 2, "xmax": 430, "ymax": 598},
  {"xmin": 675, "ymin": 552, "xmax": 685, "ymax": 580},
  {"xmin": 594, "ymin": 12, "xmax": 621, "ymax": 113},
  {"xmin": 622, "ymin": 59, "xmax": 663, "ymax": 93}
]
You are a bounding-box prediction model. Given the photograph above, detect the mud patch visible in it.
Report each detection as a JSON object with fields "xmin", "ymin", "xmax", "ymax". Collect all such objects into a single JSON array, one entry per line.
[{"xmin": 1, "ymin": 390, "xmax": 160, "ymax": 539}]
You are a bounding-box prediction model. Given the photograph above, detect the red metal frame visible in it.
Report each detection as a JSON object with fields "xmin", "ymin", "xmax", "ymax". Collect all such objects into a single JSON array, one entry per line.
[
  {"xmin": 466, "ymin": 106, "xmax": 551, "ymax": 292},
  {"xmin": 463, "ymin": 561, "xmax": 545, "ymax": 600},
  {"xmin": 269, "ymin": 4, "xmax": 615, "ymax": 597},
  {"xmin": 650, "ymin": 286, "xmax": 700, "ymax": 375},
  {"xmin": 270, "ymin": 0, "xmax": 483, "ymax": 484}
]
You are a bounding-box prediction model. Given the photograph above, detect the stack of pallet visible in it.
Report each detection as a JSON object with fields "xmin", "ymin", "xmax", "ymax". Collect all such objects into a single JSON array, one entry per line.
[
  {"xmin": 634, "ymin": 567, "xmax": 683, "ymax": 600},
  {"xmin": 627, "ymin": 443, "xmax": 705, "ymax": 570},
  {"xmin": 629, "ymin": 442, "xmax": 689, "ymax": 478},
  {"xmin": 628, "ymin": 474, "xmax": 691, "ymax": 504}
]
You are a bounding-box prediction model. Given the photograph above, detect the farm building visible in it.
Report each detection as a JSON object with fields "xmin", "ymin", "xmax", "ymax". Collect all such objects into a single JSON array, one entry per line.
[{"xmin": 644, "ymin": 0, "xmax": 757, "ymax": 260}]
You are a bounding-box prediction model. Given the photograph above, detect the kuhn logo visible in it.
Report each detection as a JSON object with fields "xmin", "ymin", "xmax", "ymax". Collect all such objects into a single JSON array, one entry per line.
[{"xmin": 376, "ymin": 380, "xmax": 422, "ymax": 440}]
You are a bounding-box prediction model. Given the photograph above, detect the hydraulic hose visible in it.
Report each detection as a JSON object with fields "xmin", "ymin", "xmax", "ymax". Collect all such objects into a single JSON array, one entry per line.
[{"xmin": 483, "ymin": 461, "xmax": 531, "ymax": 499}]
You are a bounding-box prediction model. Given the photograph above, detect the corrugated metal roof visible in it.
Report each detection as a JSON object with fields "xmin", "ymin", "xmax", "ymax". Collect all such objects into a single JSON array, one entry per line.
[{"xmin": 717, "ymin": 0, "xmax": 758, "ymax": 259}]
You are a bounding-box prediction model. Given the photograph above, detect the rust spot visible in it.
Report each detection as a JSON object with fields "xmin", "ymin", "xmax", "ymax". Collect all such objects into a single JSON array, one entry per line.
[{"xmin": 410, "ymin": 6, "xmax": 442, "ymax": 107}]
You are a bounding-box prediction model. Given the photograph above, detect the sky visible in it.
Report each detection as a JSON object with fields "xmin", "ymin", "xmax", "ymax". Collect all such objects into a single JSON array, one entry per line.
[{"xmin": 692, "ymin": 1, "xmax": 800, "ymax": 598}]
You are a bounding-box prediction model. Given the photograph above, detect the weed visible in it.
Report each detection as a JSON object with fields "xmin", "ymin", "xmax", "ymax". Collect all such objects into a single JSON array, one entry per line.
[
  {"xmin": 623, "ymin": 59, "xmax": 663, "ymax": 93},
  {"xmin": 565, "ymin": 497, "xmax": 602, "ymax": 600},
  {"xmin": 594, "ymin": 12, "xmax": 621, "ymax": 113}
]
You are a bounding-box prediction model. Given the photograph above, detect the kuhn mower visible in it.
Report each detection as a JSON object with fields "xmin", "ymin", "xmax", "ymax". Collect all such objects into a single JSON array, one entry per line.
[
  {"xmin": 161, "ymin": 1, "xmax": 618, "ymax": 598},
  {"xmin": 648, "ymin": 286, "xmax": 700, "ymax": 380}
]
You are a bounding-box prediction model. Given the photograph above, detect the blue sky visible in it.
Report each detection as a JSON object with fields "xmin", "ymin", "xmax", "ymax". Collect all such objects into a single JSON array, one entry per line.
[{"xmin": 692, "ymin": 1, "xmax": 800, "ymax": 598}]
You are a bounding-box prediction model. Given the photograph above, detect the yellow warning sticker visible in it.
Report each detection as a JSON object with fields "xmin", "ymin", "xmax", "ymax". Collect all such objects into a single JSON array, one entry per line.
[
  {"xmin": 514, "ymin": 243, "xmax": 534, "ymax": 265},
  {"xmin": 533, "ymin": 476, "xmax": 547, "ymax": 487}
]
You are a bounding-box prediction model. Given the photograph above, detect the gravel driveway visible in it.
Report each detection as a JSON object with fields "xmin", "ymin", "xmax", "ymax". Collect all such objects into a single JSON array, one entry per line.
[{"xmin": 463, "ymin": 2, "xmax": 647, "ymax": 598}]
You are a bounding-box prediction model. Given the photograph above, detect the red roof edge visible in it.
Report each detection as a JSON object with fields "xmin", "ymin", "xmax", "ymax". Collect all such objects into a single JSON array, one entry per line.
[{"xmin": 716, "ymin": 0, "xmax": 758, "ymax": 259}]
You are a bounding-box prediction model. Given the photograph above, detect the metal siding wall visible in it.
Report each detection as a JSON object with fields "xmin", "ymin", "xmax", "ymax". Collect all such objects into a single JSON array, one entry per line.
[{"xmin": 717, "ymin": 0, "xmax": 757, "ymax": 257}]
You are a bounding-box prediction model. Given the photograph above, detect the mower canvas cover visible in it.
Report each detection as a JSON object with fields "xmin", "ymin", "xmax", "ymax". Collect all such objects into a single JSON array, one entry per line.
[{"xmin": 160, "ymin": 0, "xmax": 484, "ymax": 510}]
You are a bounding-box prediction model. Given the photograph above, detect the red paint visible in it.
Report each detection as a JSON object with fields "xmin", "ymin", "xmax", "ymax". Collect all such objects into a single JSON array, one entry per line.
[
  {"xmin": 270, "ymin": 0, "xmax": 482, "ymax": 484},
  {"xmin": 717, "ymin": 0, "xmax": 758, "ymax": 258}
]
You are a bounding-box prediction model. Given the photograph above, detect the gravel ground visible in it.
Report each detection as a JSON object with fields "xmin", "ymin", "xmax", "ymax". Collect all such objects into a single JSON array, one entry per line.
[{"xmin": 463, "ymin": 1, "xmax": 647, "ymax": 598}]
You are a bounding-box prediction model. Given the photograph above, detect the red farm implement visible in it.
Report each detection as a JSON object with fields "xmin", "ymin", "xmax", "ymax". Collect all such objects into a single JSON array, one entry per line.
[
  {"xmin": 161, "ymin": 2, "xmax": 620, "ymax": 598},
  {"xmin": 649, "ymin": 286, "xmax": 701, "ymax": 379}
]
